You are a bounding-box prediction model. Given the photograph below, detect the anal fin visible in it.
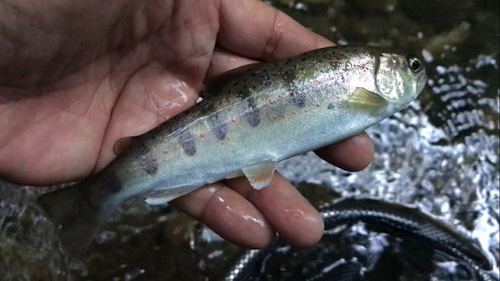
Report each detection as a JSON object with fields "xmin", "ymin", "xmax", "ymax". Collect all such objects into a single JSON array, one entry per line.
[
  {"xmin": 225, "ymin": 170, "xmax": 244, "ymax": 180},
  {"xmin": 242, "ymin": 161, "xmax": 277, "ymax": 190},
  {"xmin": 145, "ymin": 186, "xmax": 200, "ymax": 205}
]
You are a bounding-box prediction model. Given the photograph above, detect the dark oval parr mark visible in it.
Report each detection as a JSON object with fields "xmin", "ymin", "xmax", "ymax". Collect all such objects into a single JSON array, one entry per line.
[
  {"xmin": 209, "ymin": 116, "xmax": 227, "ymax": 140},
  {"xmin": 244, "ymin": 99, "xmax": 260, "ymax": 127},
  {"xmin": 245, "ymin": 109, "xmax": 260, "ymax": 127},
  {"xmin": 292, "ymin": 91, "xmax": 307, "ymax": 108},
  {"xmin": 212, "ymin": 123, "xmax": 227, "ymax": 140},
  {"xmin": 140, "ymin": 156, "xmax": 159, "ymax": 175},
  {"xmin": 137, "ymin": 145, "xmax": 159, "ymax": 175},
  {"xmin": 178, "ymin": 130, "xmax": 197, "ymax": 156}
]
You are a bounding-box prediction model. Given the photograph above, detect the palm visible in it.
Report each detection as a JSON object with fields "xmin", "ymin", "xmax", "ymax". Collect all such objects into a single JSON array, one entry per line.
[
  {"xmin": 2, "ymin": 1, "xmax": 230, "ymax": 184},
  {"xmin": 1, "ymin": 0, "xmax": 374, "ymax": 249}
]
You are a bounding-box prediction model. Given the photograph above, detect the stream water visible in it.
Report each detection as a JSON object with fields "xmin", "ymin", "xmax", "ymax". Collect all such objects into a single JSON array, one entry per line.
[{"xmin": 1, "ymin": 0, "xmax": 498, "ymax": 280}]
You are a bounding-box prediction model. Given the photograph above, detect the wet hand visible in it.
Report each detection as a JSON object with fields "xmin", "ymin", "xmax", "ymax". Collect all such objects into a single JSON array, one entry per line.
[{"xmin": 0, "ymin": 0, "xmax": 373, "ymax": 249}]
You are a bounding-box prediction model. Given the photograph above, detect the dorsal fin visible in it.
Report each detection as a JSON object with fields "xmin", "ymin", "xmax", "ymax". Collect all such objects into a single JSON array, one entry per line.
[{"xmin": 202, "ymin": 63, "xmax": 261, "ymax": 97}]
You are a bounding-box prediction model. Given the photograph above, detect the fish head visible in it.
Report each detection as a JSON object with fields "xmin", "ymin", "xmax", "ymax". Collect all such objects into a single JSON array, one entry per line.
[{"xmin": 375, "ymin": 53, "xmax": 427, "ymax": 110}]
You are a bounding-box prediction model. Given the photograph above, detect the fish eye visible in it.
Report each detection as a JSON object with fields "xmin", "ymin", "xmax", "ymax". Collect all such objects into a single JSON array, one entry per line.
[{"xmin": 406, "ymin": 55, "xmax": 421, "ymax": 72}]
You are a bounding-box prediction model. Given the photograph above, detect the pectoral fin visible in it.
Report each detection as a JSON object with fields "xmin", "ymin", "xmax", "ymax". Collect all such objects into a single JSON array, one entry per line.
[
  {"xmin": 242, "ymin": 161, "xmax": 277, "ymax": 190},
  {"xmin": 203, "ymin": 62, "xmax": 261, "ymax": 97},
  {"xmin": 348, "ymin": 87, "xmax": 388, "ymax": 116}
]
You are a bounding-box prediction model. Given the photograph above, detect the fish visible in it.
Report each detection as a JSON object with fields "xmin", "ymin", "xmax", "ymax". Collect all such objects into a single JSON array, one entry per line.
[{"xmin": 35, "ymin": 45, "xmax": 427, "ymax": 255}]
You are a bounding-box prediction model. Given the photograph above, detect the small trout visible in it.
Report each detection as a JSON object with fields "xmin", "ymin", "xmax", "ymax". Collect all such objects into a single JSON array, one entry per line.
[{"xmin": 35, "ymin": 46, "xmax": 427, "ymax": 255}]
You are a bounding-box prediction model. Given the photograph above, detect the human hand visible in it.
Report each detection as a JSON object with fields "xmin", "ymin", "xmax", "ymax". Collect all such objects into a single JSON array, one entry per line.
[{"xmin": 0, "ymin": 0, "xmax": 373, "ymax": 249}]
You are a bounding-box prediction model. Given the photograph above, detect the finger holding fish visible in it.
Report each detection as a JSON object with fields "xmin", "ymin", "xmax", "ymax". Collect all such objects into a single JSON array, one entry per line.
[
  {"xmin": 226, "ymin": 172, "xmax": 324, "ymax": 248},
  {"xmin": 171, "ymin": 171, "xmax": 323, "ymax": 249},
  {"xmin": 171, "ymin": 181, "xmax": 276, "ymax": 249},
  {"xmin": 216, "ymin": 0, "xmax": 333, "ymax": 61},
  {"xmin": 314, "ymin": 131, "xmax": 374, "ymax": 172}
]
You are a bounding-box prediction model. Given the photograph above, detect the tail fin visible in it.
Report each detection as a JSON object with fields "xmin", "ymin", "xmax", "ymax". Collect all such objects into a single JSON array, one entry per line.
[{"xmin": 35, "ymin": 183, "xmax": 105, "ymax": 256}]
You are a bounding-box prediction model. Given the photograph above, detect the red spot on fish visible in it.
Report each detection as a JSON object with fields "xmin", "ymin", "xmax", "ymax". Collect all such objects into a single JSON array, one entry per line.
[
  {"xmin": 231, "ymin": 119, "xmax": 237, "ymax": 123},
  {"xmin": 226, "ymin": 137, "xmax": 231, "ymax": 141},
  {"xmin": 290, "ymin": 92, "xmax": 295, "ymax": 96},
  {"xmin": 272, "ymin": 116, "xmax": 277, "ymax": 121},
  {"xmin": 292, "ymin": 112, "xmax": 297, "ymax": 115},
  {"xmin": 316, "ymin": 104, "xmax": 320, "ymax": 108},
  {"xmin": 268, "ymin": 99, "xmax": 274, "ymax": 104},
  {"xmin": 162, "ymin": 151, "xmax": 169, "ymax": 154},
  {"xmin": 278, "ymin": 94, "xmax": 283, "ymax": 99},
  {"xmin": 336, "ymin": 96, "xmax": 340, "ymax": 100},
  {"xmin": 221, "ymin": 142, "xmax": 224, "ymax": 145},
  {"xmin": 281, "ymin": 115, "xmax": 285, "ymax": 119},
  {"xmin": 199, "ymin": 134, "xmax": 205, "ymax": 138}
]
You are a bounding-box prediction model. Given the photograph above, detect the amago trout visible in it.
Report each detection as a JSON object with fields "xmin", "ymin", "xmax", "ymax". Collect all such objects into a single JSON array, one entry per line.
[{"xmin": 35, "ymin": 46, "xmax": 427, "ymax": 255}]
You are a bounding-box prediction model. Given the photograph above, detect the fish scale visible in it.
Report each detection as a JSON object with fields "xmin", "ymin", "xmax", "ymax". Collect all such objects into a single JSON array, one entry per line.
[{"xmin": 35, "ymin": 45, "xmax": 427, "ymax": 255}]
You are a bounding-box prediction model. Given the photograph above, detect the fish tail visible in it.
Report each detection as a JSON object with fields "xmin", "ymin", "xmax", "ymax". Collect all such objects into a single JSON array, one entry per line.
[{"xmin": 35, "ymin": 182, "xmax": 105, "ymax": 256}]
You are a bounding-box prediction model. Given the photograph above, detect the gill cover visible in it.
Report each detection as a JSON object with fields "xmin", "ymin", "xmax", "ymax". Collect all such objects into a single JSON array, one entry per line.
[
  {"xmin": 374, "ymin": 52, "xmax": 426, "ymax": 110},
  {"xmin": 374, "ymin": 53, "xmax": 404, "ymax": 101}
]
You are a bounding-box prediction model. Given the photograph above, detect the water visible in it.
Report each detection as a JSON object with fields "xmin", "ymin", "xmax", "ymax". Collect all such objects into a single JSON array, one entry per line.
[{"xmin": 1, "ymin": 0, "xmax": 499, "ymax": 280}]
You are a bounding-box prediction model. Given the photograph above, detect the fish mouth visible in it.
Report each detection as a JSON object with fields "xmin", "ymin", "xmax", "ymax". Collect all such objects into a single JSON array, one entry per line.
[{"xmin": 416, "ymin": 70, "xmax": 428, "ymax": 96}]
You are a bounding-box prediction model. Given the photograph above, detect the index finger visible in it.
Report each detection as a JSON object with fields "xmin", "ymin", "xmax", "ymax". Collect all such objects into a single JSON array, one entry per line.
[{"xmin": 217, "ymin": 0, "xmax": 333, "ymax": 61}]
